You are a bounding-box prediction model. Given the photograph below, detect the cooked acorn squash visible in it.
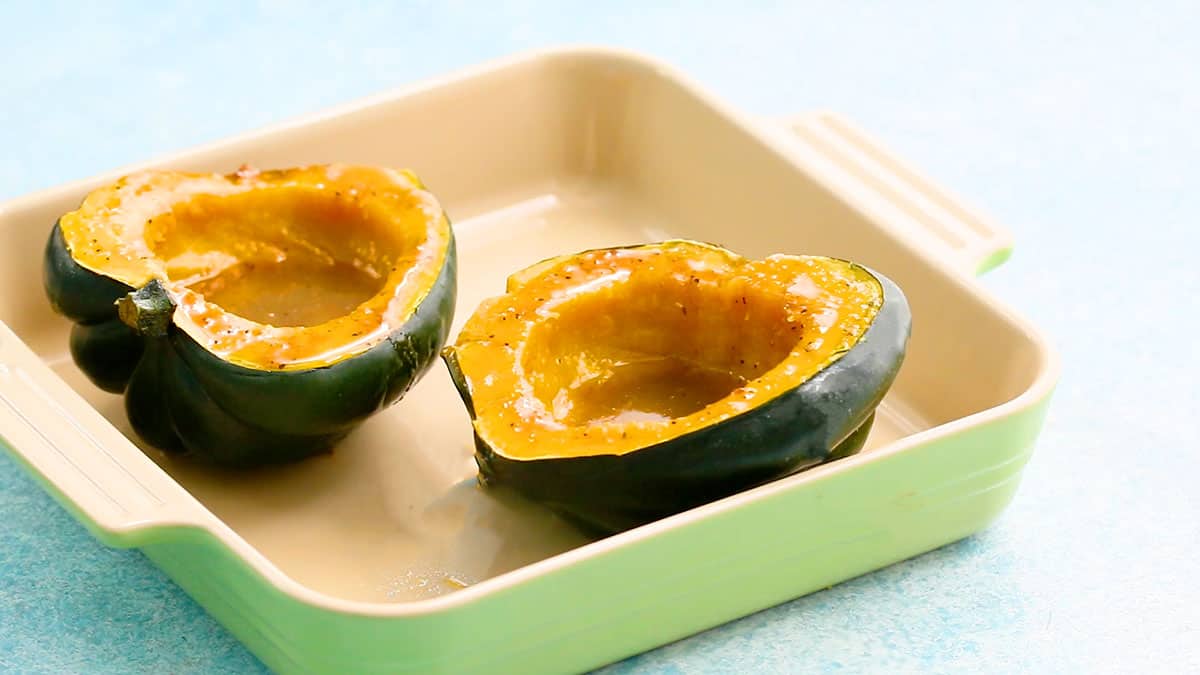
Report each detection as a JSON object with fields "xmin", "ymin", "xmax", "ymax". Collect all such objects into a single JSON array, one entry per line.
[
  {"xmin": 443, "ymin": 240, "xmax": 910, "ymax": 533},
  {"xmin": 44, "ymin": 165, "xmax": 456, "ymax": 466}
]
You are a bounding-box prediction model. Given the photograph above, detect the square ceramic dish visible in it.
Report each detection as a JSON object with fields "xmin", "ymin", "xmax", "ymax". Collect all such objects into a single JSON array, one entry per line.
[{"xmin": 0, "ymin": 47, "xmax": 1058, "ymax": 674}]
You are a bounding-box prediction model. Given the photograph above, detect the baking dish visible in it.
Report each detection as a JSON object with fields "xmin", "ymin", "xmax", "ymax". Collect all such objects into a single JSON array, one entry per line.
[{"xmin": 0, "ymin": 47, "xmax": 1058, "ymax": 674}]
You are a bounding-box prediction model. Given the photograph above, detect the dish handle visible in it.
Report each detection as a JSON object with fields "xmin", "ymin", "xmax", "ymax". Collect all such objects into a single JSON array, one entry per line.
[
  {"xmin": 0, "ymin": 321, "xmax": 210, "ymax": 547},
  {"xmin": 775, "ymin": 112, "xmax": 1013, "ymax": 277}
]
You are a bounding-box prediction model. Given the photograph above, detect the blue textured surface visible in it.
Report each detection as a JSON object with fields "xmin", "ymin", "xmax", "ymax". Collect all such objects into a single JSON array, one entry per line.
[{"xmin": 2, "ymin": 2, "xmax": 1198, "ymax": 673}]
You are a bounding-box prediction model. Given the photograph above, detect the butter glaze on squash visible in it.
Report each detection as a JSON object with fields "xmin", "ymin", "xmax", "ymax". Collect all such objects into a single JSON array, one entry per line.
[{"xmin": 56, "ymin": 165, "xmax": 448, "ymax": 370}]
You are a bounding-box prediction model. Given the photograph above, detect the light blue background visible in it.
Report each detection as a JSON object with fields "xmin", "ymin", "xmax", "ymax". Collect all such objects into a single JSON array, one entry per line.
[{"xmin": 2, "ymin": 2, "xmax": 1197, "ymax": 673}]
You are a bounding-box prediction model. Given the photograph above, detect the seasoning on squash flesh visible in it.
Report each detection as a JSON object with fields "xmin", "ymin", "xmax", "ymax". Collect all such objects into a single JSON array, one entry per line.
[
  {"xmin": 44, "ymin": 164, "xmax": 456, "ymax": 467},
  {"xmin": 443, "ymin": 240, "xmax": 910, "ymax": 533}
]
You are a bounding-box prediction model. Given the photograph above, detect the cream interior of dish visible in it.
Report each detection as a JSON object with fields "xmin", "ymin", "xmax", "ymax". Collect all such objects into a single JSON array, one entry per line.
[
  {"xmin": 32, "ymin": 179, "xmax": 941, "ymax": 604},
  {"xmin": 59, "ymin": 168, "xmax": 449, "ymax": 369}
]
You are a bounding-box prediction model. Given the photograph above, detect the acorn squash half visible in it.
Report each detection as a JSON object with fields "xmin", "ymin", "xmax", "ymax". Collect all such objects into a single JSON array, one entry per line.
[
  {"xmin": 442, "ymin": 240, "xmax": 910, "ymax": 533},
  {"xmin": 44, "ymin": 165, "xmax": 456, "ymax": 467}
]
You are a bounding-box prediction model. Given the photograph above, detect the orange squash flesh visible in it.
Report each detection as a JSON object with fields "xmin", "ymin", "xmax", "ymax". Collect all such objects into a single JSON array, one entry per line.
[
  {"xmin": 57, "ymin": 165, "xmax": 450, "ymax": 370},
  {"xmin": 447, "ymin": 240, "xmax": 884, "ymax": 460}
]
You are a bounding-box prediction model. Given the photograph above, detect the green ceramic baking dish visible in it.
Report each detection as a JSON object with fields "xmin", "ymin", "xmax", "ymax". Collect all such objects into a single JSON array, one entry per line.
[{"xmin": 0, "ymin": 47, "xmax": 1058, "ymax": 674}]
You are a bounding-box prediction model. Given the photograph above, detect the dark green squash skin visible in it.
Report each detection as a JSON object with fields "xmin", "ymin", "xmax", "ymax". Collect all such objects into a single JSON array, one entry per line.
[
  {"xmin": 68, "ymin": 320, "xmax": 145, "ymax": 394},
  {"xmin": 44, "ymin": 221, "xmax": 457, "ymax": 467},
  {"xmin": 455, "ymin": 266, "xmax": 910, "ymax": 535}
]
